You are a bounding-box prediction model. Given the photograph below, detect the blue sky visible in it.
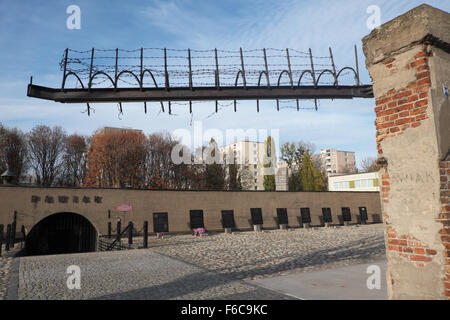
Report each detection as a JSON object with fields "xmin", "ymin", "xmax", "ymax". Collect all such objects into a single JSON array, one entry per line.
[{"xmin": 0, "ymin": 0, "xmax": 448, "ymax": 167}]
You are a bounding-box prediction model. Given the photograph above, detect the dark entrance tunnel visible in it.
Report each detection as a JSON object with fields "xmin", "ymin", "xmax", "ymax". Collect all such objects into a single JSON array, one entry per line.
[{"xmin": 25, "ymin": 212, "xmax": 97, "ymax": 256}]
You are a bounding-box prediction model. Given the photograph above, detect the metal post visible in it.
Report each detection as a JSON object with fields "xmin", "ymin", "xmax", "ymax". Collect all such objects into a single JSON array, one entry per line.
[
  {"xmin": 0, "ymin": 224, "xmax": 4, "ymax": 256},
  {"xmin": 263, "ymin": 48, "xmax": 271, "ymax": 88},
  {"xmin": 286, "ymin": 48, "xmax": 293, "ymax": 88},
  {"xmin": 128, "ymin": 222, "xmax": 133, "ymax": 245},
  {"xmin": 214, "ymin": 48, "xmax": 220, "ymax": 89},
  {"xmin": 61, "ymin": 48, "xmax": 68, "ymax": 91},
  {"xmin": 5, "ymin": 224, "xmax": 11, "ymax": 252},
  {"xmin": 88, "ymin": 48, "xmax": 95, "ymax": 91},
  {"xmin": 169, "ymin": 100, "xmax": 172, "ymax": 115},
  {"xmin": 189, "ymin": 101, "xmax": 192, "ymax": 113},
  {"xmin": 11, "ymin": 211, "xmax": 17, "ymax": 248},
  {"xmin": 310, "ymin": 48, "xmax": 318, "ymax": 111},
  {"xmin": 143, "ymin": 221, "xmax": 148, "ymax": 249},
  {"xmin": 188, "ymin": 49, "xmax": 193, "ymax": 90},
  {"xmin": 309, "ymin": 48, "xmax": 316, "ymax": 87},
  {"xmin": 216, "ymin": 100, "xmax": 218, "ymax": 113},
  {"xmin": 354, "ymin": 45, "xmax": 360, "ymax": 86},
  {"xmin": 329, "ymin": 47, "xmax": 337, "ymax": 85},
  {"xmin": 116, "ymin": 220, "xmax": 121, "ymax": 241},
  {"xmin": 115, "ymin": 48, "xmax": 118, "ymax": 89},
  {"xmin": 164, "ymin": 48, "xmax": 169, "ymax": 90},
  {"xmin": 108, "ymin": 222, "xmax": 112, "ymax": 239},
  {"xmin": 144, "ymin": 101, "xmax": 147, "ymax": 114},
  {"xmin": 239, "ymin": 48, "xmax": 247, "ymax": 89},
  {"xmin": 140, "ymin": 47, "xmax": 143, "ymax": 90}
]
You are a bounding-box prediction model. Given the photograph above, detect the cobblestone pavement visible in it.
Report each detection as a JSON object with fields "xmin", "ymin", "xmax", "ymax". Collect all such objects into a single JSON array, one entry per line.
[
  {"xmin": 6, "ymin": 224, "xmax": 385, "ymax": 300},
  {"xmin": 17, "ymin": 249, "xmax": 293, "ymax": 300},
  {"xmin": 145, "ymin": 224, "xmax": 386, "ymax": 281}
]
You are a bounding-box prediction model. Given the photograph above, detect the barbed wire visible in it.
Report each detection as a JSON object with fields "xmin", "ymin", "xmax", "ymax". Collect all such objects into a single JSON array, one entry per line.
[{"xmin": 61, "ymin": 47, "xmax": 359, "ymax": 89}]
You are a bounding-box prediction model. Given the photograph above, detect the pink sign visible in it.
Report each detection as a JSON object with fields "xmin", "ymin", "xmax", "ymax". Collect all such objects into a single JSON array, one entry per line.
[{"xmin": 116, "ymin": 204, "xmax": 133, "ymax": 212}]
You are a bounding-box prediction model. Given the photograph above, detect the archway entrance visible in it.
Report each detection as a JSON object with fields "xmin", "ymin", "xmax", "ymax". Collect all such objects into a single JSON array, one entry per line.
[{"xmin": 25, "ymin": 212, "xmax": 97, "ymax": 256}]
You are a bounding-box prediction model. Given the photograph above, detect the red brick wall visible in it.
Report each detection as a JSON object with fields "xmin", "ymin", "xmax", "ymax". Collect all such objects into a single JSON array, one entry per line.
[
  {"xmin": 374, "ymin": 45, "xmax": 449, "ymax": 298},
  {"xmin": 440, "ymin": 160, "xmax": 450, "ymax": 298}
]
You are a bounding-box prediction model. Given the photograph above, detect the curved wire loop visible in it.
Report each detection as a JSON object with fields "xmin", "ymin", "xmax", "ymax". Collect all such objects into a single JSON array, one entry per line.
[
  {"xmin": 88, "ymin": 71, "xmax": 116, "ymax": 89},
  {"xmin": 115, "ymin": 70, "xmax": 141, "ymax": 88},
  {"xmin": 277, "ymin": 70, "xmax": 291, "ymax": 86},
  {"xmin": 62, "ymin": 72, "xmax": 85, "ymax": 90},
  {"xmin": 234, "ymin": 70, "xmax": 244, "ymax": 86},
  {"xmin": 297, "ymin": 70, "xmax": 315, "ymax": 86},
  {"xmin": 316, "ymin": 69, "xmax": 338, "ymax": 86},
  {"xmin": 61, "ymin": 72, "xmax": 91, "ymax": 116},
  {"xmin": 257, "ymin": 71, "xmax": 269, "ymax": 87},
  {"xmin": 336, "ymin": 67, "xmax": 358, "ymax": 85},
  {"xmin": 141, "ymin": 69, "xmax": 165, "ymax": 113}
]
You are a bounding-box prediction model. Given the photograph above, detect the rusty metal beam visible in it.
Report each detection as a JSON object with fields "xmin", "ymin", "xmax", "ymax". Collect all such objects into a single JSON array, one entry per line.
[{"xmin": 27, "ymin": 84, "xmax": 373, "ymax": 103}]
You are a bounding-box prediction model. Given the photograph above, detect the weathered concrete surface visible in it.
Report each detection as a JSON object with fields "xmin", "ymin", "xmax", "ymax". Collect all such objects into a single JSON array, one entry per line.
[
  {"xmin": 363, "ymin": 4, "xmax": 450, "ymax": 66},
  {"xmin": 362, "ymin": 4, "xmax": 450, "ymax": 299},
  {"xmin": 250, "ymin": 259, "xmax": 387, "ymax": 300}
]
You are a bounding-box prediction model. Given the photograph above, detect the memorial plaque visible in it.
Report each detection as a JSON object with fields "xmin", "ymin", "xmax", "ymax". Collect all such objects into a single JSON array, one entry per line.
[
  {"xmin": 221, "ymin": 210, "xmax": 235, "ymax": 229},
  {"xmin": 153, "ymin": 212, "xmax": 169, "ymax": 233},
  {"xmin": 322, "ymin": 208, "xmax": 333, "ymax": 223},
  {"xmin": 300, "ymin": 208, "xmax": 311, "ymax": 223},
  {"xmin": 342, "ymin": 207, "xmax": 351, "ymax": 222},
  {"xmin": 189, "ymin": 210, "xmax": 204, "ymax": 229},
  {"xmin": 250, "ymin": 208, "xmax": 263, "ymax": 225},
  {"xmin": 276, "ymin": 208, "xmax": 289, "ymax": 225}
]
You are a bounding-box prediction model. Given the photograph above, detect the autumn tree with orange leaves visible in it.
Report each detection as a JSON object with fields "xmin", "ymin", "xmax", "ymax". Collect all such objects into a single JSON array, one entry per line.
[{"xmin": 85, "ymin": 129, "xmax": 147, "ymax": 188}]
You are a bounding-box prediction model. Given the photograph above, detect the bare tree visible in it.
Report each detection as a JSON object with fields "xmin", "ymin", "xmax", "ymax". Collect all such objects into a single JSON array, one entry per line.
[
  {"xmin": 27, "ymin": 125, "xmax": 67, "ymax": 186},
  {"xmin": 0, "ymin": 125, "xmax": 28, "ymax": 180},
  {"xmin": 359, "ymin": 156, "xmax": 380, "ymax": 173},
  {"xmin": 61, "ymin": 134, "xmax": 88, "ymax": 186}
]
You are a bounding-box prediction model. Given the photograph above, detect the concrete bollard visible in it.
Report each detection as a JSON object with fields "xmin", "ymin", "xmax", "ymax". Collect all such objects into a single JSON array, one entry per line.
[
  {"xmin": 324, "ymin": 222, "xmax": 331, "ymax": 228},
  {"xmin": 279, "ymin": 224, "xmax": 287, "ymax": 230},
  {"xmin": 344, "ymin": 221, "xmax": 350, "ymax": 226},
  {"xmin": 253, "ymin": 224, "xmax": 262, "ymax": 232},
  {"xmin": 224, "ymin": 228, "xmax": 232, "ymax": 234},
  {"xmin": 303, "ymin": 223, "xmax": 311, "ymax": 229}
]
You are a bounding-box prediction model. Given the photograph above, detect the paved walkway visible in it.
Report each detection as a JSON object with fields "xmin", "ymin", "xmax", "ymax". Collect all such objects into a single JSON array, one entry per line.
[
  {"xmin": 15, "ymin": 249, "xmax": 293, "ymax": 300},
  {"xmin": 148, "ymin": 224, "xmax": 386, "ymax": 281},
  {"xmin": 250, "ymin": 259, "xmax": 387, "ymax": 300},
  {"xmin": 1, "ymin": 224, "xmax": 386, "ymax": 300}
]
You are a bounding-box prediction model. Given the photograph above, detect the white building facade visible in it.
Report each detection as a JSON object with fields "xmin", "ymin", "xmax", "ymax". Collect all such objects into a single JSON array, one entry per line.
[{"xmin": 328, "ymin": 171, "xmax": 380, "ymax": 192}]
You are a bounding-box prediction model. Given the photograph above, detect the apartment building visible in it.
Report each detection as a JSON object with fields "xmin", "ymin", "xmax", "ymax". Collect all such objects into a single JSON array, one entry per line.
[
  {"xmin": 320, "ymin": 148, "xmax": 356, "ymax": 175},
  {"xmin": 219, "ymin": 140, "xmax": 275, "ymax": 190}
]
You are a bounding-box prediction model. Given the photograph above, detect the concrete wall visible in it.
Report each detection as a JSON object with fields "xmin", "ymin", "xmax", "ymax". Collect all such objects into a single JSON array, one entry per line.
[
  {"xmin": 0, "ymin": 186, "xmax": 381, "ymax": 236},
  {"xmin": 362, "ymin": 4, "xmax": 450, "ymax": 299}
]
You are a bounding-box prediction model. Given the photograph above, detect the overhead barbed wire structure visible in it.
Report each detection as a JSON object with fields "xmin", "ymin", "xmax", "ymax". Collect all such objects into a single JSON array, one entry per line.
[{"xmin": 27, "ymin": 46, "xmax": 373, "ymax": 116}]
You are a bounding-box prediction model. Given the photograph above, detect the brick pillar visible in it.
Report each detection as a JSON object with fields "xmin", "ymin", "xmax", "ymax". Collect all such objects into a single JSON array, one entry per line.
[{"xmin": 362, "ymin": 4, "xmax": 450, "ymax": 299}]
